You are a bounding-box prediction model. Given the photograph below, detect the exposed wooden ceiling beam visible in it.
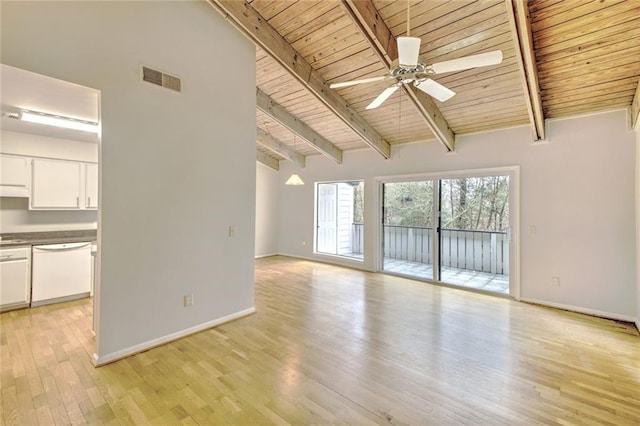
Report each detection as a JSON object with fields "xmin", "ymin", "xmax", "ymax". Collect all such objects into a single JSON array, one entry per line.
[
  {"xmin": 507, "ymin": 0, "xmax": 546, "ymax": 140},
  {"xmin": 257, "ymin": 127, "xmax": 306, "ymax": 168},
  {"xmin": 632, "ymin": 78, "xmax": 640, "ymax": 130},
  {"xmin": 208, "ymin": 0, "xmax": 391, "ymax": 159},
  {"xmin": 341, "ymin": 0, "xmax": 455, "ymax": 151},
  {"xmin": 256, "ymin": 150, "xmax": 279, "ymax": 171},
  {"xmin": 257, "ymin": 89, "xmax": 343, "ymax": 164}
]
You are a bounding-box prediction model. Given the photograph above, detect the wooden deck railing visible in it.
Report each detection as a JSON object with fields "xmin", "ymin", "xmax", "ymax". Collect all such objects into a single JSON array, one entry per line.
[{"xmin": 351, "ymin": 223, "xmax": 509, "ymax": 275}]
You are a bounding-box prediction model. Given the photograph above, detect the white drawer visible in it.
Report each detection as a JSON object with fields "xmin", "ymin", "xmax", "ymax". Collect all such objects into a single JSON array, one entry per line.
[{"xmin": 0, "ymin": 247, "xmax": 30, "ymax": 260}]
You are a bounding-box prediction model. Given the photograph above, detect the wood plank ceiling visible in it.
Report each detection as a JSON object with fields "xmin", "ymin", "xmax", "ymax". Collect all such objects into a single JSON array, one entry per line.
[{"xmin": 207, "ymin": 0, "xmax": 640, "ymax": 169}]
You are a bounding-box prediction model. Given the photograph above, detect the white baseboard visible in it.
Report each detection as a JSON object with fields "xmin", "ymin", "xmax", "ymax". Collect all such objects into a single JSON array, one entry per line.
[
  {"xmin": 93, "ymin": 307, "xmax": 256, "ymax": 366},
  {"xmin": 520, "ymin": 298, "xmax": 636, "ymax": 323},
  {"xmin": 277, "ymin": 252, "xmax": 372, "ymax": 272},
  {"xmin": 255, "ymin": 253, "xmax": 278, "ymax": 259}
]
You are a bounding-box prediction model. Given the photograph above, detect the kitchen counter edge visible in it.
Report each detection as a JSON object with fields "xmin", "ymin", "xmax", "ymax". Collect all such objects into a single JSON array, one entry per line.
[{"xmin": 0, "ymin": 231, "xmax": 97, "ymax": 248}]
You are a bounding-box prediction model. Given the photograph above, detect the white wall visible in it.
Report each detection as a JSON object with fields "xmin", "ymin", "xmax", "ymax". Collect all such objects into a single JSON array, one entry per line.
[
  {"xmin": 278, "ymin": 110, "xmax": 636, "ymax": 320},
  {"xmin": 1, "ymin": 130, "xmax": 98, "ymax": 232},
  {"xmin": 1, "ymin": 130, "xmax": 98, "ymax": 162},
  {"xmin": 255, "ymin": 162, "xmax": 279, "ymax": 257},
  {"xmin": 2, "ymin": 1, "xmax": 257, "ymax": 361},
  {"xmin": 636, "ymin": 126, "xmax": 640, "ymax": 330}
]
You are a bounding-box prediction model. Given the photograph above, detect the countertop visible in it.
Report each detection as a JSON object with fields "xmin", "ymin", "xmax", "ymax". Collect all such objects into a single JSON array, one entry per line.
[{"xmin": 0, "ymin": 230, "xmax": 97, "ymax": 248}]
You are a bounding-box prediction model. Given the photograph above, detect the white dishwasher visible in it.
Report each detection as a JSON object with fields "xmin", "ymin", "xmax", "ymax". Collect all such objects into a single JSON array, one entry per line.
[{"xmin": 32, "ymin": 241, "xmax": 92, "ymax": 306}]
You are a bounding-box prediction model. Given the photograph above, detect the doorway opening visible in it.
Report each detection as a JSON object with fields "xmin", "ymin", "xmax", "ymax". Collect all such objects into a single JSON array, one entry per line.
[{"xmin": 315, "ymin": 181, "xmax": 364, "ymax": 260}]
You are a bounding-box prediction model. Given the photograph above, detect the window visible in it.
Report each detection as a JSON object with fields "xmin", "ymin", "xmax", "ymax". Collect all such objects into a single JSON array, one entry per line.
[{"xmin": 315, "ymin": 181, "xmax": 364, "ymax": 259}]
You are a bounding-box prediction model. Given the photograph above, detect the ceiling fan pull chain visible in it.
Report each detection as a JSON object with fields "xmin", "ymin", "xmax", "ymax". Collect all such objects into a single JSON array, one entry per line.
[{"xmin": 399, "ymin": 85, "xmax": 402, "ymax": 136}]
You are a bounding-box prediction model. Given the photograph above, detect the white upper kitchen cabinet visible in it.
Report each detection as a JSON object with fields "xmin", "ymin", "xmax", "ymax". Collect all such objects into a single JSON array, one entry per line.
[
  {"xmin": 85, "ymin": 163, "xmax": 98, "ymax": 209},
  {"xmin": 0, "ymin": 154, "xmax": 29, "ymax": 197},
  {"xmin": 31, "ymin": 158, "xmax": 82, "ymax": 209}
]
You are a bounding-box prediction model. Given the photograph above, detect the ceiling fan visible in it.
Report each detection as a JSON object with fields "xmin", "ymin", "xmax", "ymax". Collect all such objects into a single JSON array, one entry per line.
[{"xmin": 330, "ymin": 3, "xmax": 503, "ymax": 109}]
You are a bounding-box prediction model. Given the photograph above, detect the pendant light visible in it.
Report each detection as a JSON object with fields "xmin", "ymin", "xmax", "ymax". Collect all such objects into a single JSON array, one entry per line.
[
  {"xmin": 285, "ymin": 173, "xmax": 304, "ymax": 185},
  {"xmin": 285, "ymin": 132, "xmax": 304, "ymax": 185}
]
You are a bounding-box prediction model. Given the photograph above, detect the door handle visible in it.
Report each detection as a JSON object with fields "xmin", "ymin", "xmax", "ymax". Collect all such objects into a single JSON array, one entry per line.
[{"xmin": 33, "ymin": 242, "xmax": 92, "ymax": 251}]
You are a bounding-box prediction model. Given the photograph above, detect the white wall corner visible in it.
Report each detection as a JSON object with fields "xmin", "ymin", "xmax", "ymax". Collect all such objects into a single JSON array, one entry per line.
[
  {"xmin": 93, "ymin": 307, "xmax": 256, "ymax": 366},
  {"xmin": 520, "ymin": 298, "xmax": 637, "ymax": 324},
  {"xmin": 636, "ymin": 126, "xmax": 640, "ymax": 331}
]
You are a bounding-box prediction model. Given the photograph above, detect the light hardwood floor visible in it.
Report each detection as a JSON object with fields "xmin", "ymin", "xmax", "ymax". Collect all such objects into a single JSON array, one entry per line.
[{"xmin": 1, "ymin": 255, "xmax": 639, "ymax": 425}]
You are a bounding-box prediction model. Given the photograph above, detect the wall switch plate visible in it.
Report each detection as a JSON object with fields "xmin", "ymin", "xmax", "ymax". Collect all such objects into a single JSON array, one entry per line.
[
  {"xmin": 184, "ymin": 294, "xmax": 194, "ymax": 306},
  {"xmin": 529, "ymin": 225, "xmax": 537, "ymax": 235},
  {"xmin": 302, "ymin": 240, "xmax": 306, "ymax": 246},
  {"xmin": 551, "ymin": 277, "xmax": 560, "ymax": 287},
  {"xmin": 228, "ymin": 226, "xmax": 236, "ymax": 237}
]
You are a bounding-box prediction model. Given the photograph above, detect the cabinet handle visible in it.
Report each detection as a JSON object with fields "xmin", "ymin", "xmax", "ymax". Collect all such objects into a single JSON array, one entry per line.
[
  {"xmin": 0, "ymin": 255, "xmax": 13, "ymax": 259},
  {"xmin": 77, "ymin": 196, "xmax": 80, "ymax": 207},
  {"xmin": 87, "ymin": 196, "xmax": 90, "ymax": 206}
]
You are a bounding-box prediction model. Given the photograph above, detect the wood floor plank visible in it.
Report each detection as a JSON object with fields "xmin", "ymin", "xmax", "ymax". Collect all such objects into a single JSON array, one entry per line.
[{"xmin": 1, "ymin": 256, "xmax": 639, "ymax": 424}]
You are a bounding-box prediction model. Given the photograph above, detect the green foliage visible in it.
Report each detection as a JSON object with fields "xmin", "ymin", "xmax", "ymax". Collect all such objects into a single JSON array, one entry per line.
[
  {"xmin": 383, "ymin": 181, "xmax": 434, "ymax": 227},
  {"xmin": 441, "ymin": 176, "xmax": 509, "ymax": 231},
  {"xmin": 353, "ymin": 182, "xmax": 364, "ymax": 223},
  {"xmin": 382, "ymin": 177, "xmax": 509, "ymax": 232}
]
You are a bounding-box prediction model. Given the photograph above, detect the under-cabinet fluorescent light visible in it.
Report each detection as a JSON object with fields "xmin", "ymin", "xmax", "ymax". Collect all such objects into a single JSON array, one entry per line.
[{"xmin": 20, "ymin": 111, "xmax": 99, "ymax": 134}]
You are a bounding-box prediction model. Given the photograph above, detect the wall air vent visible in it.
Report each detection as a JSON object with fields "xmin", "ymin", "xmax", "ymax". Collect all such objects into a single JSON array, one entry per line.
[{"xmin": 141, "ymin": 66, "xmax": 181, "ymax": 93}]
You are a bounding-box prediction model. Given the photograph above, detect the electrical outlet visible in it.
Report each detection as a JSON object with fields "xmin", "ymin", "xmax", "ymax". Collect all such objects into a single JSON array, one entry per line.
[
  {"xmin": 228, "ymin": 225, "xmax": 236, "ymax": 237},
  {"xmin": 184, "ymin": 294, "xmax": 194, "ymax": 307},
  {"xmin": 551, "ymin": 277, "xmax": 560, "ymax": 287}
]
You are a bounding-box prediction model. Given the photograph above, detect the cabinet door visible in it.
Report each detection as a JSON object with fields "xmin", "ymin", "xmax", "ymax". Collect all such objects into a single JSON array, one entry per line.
[
  {"xmin": 85, "ymin": 163, "xmax": 98, "ymax": 209},
  {"xmin": 31, "ymin": 159, "xmax": 82, "ymax": 209},
  {"xmin": 1, "ymin": 155, "xmax": 28, "ymax": 187},
  {"xmin": 0, "ymin": 253, "xmax": 30, "ymax": 309}
]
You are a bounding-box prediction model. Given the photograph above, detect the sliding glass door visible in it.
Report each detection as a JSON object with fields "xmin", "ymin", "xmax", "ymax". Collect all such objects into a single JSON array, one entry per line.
[{"xmin": 381, "ymin": 172, "xmax": 512, "ymax": 295}]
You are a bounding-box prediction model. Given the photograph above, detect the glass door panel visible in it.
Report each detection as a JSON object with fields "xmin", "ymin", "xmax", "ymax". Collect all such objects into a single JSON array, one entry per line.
[
  {"xmin": 439, "ymin": 176, "xmax": 509, "ymax": 293},
  {"xmin": 382, "ymin": 181, "xmax": 434, "ymax": 280}
]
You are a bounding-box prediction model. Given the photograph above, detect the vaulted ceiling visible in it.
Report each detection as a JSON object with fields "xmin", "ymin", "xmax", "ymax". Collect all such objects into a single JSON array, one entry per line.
[{"xmin": 207, "ymin": 0, "xmax": 640, "ymax": 170}]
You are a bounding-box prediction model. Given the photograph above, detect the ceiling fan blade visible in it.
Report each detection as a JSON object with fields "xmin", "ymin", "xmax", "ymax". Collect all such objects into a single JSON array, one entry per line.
[
  {"xmin": 431, "ymin": 50, "xmax": 503, "ymax": 74},
  {"xmin": 414, "ymin": 79, "xmax": 456, "ymax": 102},
  {"xmin": 366, "ymin": 85, "xmax": 400, "ymax": 110},
  {"xmin": 397, "ymin": 36, "xmax": 421, "ymax": 67},
  {"xmin": 329, "ymin": 75, "xmax": 390, "ymax": 89}
]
